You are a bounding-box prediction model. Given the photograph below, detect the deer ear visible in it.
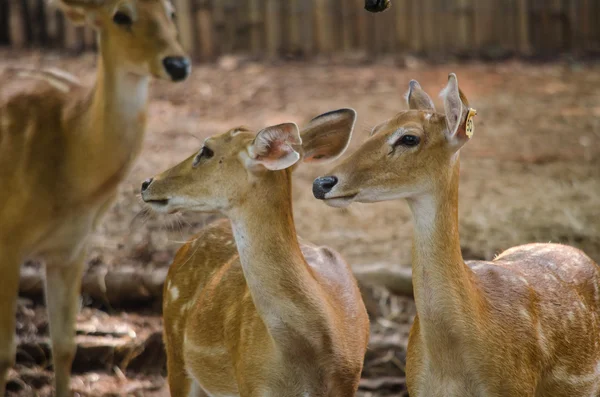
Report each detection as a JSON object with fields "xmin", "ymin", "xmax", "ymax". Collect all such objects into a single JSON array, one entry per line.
[
  {"xmin": 407, "ymin": 80, "xmax": 435, "ymax": 111},
  {"xmin": 440, "ymin": 73, "xmax": 472, "ymax": 149},
  {"xmin": 299, "ymin": 108, "xmax": 356, "ymax": 163},
  {"xmin": 54, "ymin": 0, "xmax": 102, "ymax": 27},
  {"xmin": 246, "ymin": 123, "xmax": 302, "ymax": 171}
]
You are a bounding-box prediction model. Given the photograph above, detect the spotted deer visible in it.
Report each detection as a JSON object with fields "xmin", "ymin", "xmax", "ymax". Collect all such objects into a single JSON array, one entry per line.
[
  {"xmin": 0, "ymin": 0, "xmax": 189, "ymax": 394},
  {"xmin": 141, "ymin": 109, "xmax": 369, "ymax": 397},
  {"xmin": 313, "ymin": 74, "xmax": 600, "ymax": 396}
]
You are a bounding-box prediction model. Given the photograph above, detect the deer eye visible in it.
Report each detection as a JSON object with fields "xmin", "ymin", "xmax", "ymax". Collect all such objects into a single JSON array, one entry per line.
[
  {"xmin": 394, "ymin": 135, "xmax": 420, "ymax": 147},
  {"xmin": 193, "ymin": 146, "xmax": 214, "ymax": 167},
  {"xmin": 171, "ymin": 11, "xmax": 176, "ymax": 20},
  {"xmin": 113, "ymin": 11, "xmax": 133, "ymax": 26}
]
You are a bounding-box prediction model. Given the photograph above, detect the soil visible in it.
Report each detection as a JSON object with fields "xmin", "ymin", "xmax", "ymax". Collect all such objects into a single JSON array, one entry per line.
[{"xmin": 2, "ymin": 49, "xmax": 599, "ymax": 396}]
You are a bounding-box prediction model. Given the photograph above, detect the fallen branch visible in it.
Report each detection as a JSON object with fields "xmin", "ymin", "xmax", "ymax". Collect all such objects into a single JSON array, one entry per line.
[
  {"xmin": 354, "ymin": 264, "xmax": 413, "ymax": 297},
  {"xmin": 19, "ymin": 266, "xmax": 168, "ymax": 307}
]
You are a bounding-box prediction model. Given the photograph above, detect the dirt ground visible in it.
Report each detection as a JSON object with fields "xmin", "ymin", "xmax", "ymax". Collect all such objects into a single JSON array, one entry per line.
[{"xmin": 2, "ymin": 49, "xmax": 599, "ymax": 396}]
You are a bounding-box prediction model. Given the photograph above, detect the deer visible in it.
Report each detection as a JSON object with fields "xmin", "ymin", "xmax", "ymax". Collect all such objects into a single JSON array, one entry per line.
[
  {"xmin": 0, "ymin": 0, "xmax": 189, "ymax": 395},
  {"xmin": 141, "ymin": 109, "xmax": 370, "ymax": 397},
  {"xmin": 312, "ymin": 74, "xmax": 600, "ymax": 396}
]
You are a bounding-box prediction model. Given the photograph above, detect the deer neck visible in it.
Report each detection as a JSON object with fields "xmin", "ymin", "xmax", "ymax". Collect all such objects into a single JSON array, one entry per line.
[
  {"xmin": 90, "ymin": 38, "xmax": 149, "ymax": 162},
  {"xmin": 229, "ymin": 171, "xmax": 309, "ymax": 323},
  {"xmin": 407, "ymin": 156, "xmax": 479, "ymax": 347},
  {"xmin": 69, "ymin": 38, "xmax": 150, "ymax": 200}
]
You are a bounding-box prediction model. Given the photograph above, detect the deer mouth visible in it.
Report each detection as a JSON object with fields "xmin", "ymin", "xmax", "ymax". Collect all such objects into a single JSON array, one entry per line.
[
  {"xmin": 145, "ymin": 199, "xmax": 169, "ymax": 206},
  {"xmin": 323, "ymin": 193, "xmax": 358, "ymax": 208},
  {"xmin": 143, "ymin": 198, "xmax": 171, "ymax": 212}
]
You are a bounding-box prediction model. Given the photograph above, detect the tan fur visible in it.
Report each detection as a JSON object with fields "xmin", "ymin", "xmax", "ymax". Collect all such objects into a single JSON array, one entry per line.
[
  {"xmin": 0, "ymin": 1, "xmax": 188, "ymax": 395},
  {"xmin": 143, "ymin": 111, "xmax": 369, "ymax": 397},
  {"xmin": 317, "ymin": 75, "xmax": 600, "ymax": 397}
]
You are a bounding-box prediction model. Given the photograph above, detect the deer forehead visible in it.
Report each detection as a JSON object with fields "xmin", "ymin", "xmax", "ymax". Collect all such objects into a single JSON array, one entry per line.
[{"xmin": 373, "ymin": 111, "xmax": 444, "ymax": 139}]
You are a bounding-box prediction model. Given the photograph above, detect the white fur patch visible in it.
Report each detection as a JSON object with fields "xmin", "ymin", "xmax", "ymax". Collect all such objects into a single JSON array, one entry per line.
[
  {"xmin": 170, "ymin": 286, "xmax": 180, "ymax": 301},
  {"xmin": 519, "ymin": 308, "xmax": 531, "ymax": 322}
]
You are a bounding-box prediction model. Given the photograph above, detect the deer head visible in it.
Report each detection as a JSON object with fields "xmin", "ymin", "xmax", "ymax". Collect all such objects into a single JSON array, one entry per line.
[
  {"xmin": 313, "ymin": 74, "xmax": 476, "ymax": 206},
  {"xmin": 56, "ymin": 0, "xmax": 190, "ymax": 81},
  {"xmin": 141, "ymin": 109, "xmax": 356, "ymax": 214}
]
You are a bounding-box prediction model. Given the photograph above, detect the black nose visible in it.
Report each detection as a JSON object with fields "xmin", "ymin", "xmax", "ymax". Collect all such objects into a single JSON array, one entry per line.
[
  {"xmin": 162, "ymin": 56, "xmax": 190, "ymax": 82},
  {"xmin": 313, "ymin": 176, "xmax": 338, "ymax": 200},
  {"xmin": 141, "ymin": 178, "xmax": 153, "ymax": 192},
  {"xmin": 365, "ymin": 0, "xmax": 389, "ymax": 12}
]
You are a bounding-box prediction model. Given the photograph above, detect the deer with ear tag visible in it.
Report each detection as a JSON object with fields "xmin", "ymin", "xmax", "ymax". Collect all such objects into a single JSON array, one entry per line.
[
  {"xmin": 142, "ymin": 109, "xmax": 369, "ymax": 397},
  {"xmin": 313, "ymin": 74, "xmax": 600, "ymax": 397},
  {"xmin": 0, "ymin": 0, "xmax": 189, "ymax": 394}
]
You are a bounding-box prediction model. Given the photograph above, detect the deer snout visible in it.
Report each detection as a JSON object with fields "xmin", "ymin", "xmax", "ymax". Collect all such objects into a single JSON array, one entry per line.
[
  {"xmin": 162, "ymin": 56, "xmax": 191, "ymax": 82},
  {"xmin": 364, "ymin": 0, "xmax": 391, "ymax": 12},
  {"xmin": 141, "ymin": 178, "xmax": 153, "ymax": 193},
  {"xmin": 313, "ymin": 176, "xmax": 338, "ymax": 199}
]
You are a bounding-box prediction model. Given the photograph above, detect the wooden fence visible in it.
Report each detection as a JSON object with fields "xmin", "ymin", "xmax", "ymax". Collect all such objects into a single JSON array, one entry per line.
[{"xmin": 1, "ymin": 0, "xmax": 599, "ymax": 60}]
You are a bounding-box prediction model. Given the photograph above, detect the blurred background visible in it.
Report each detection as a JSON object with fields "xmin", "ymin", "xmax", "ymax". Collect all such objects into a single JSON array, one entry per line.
[{"xmin": 3, "ymin": 0, "xmax": 600, "ymax": 396}]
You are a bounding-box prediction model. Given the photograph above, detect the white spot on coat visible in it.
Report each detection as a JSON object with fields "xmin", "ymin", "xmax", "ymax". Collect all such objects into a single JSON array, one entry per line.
[{"xmin": 170, "ymin": 286, "xmax": 180, "ymax": 301}]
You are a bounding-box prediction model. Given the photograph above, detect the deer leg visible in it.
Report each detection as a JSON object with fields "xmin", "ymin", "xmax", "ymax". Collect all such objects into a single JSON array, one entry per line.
[
  {"xmin": 45, "ymin": 250, "xmax": 86, "ymax": 397},
  {"xmin": 0, "ymin": 246, "xmax": 21, "ymax": 396}
]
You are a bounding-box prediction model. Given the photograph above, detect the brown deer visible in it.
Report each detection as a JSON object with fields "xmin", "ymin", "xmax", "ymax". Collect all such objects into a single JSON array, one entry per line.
[
  {"xmin": 141, "ymin": 109, "xmax": 369, "ymax": 397},
  {"xmin": 0, "ymin": 0, "xmax": 189, "ymax": 395},
  {"xmin": 313, "ymin": 74, "xmax": 600, "ymax": 396}
]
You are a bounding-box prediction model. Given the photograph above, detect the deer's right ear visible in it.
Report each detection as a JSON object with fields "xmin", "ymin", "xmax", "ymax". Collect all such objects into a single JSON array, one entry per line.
[
  {"xmin": 246, "ymin": 123, "xmax": 302, "ymax": 171},
  {"xmin": 407, "ymin": 80, "xmax": 435, "ymax": 111}
]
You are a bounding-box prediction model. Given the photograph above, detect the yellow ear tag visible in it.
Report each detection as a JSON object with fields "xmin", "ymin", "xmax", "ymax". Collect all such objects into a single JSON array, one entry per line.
[{"xmin": 465, "ymin": 108, "xmax": 477, "ymax": 139}]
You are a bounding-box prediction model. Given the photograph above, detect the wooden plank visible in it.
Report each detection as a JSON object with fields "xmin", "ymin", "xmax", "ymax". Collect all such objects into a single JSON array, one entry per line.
[
  {"xmin": 355, "ymin": 0, "xmax": 367, "ymax": 53},
  {"xmin": 364, "ymin": 8, "xmax": 377, "ymax": 57},
  {"xmin": 20, "ymin": 0, "xmax": 34, "ymax": 46},
  {"xmin": 10, "ymin": 0, "xmax": 26, "ymax": 48},
  {"xmin": 173, "ymin": 0, "xmax": 195, "ymax": 54},
  {"xmin": 314, "ymin": 0, "xmax": 333, "ymax": 53},
  {"xmin": 340, "ymin": 0, "xmax": 353, "ymax": 52},
  {"xmin": 515, "ymin": 0, "xmax": 530, "ymax": 55},
  {"xmin": 0, "ymin": 0, "xmax": 9, "ymax": 45},
  {"xmin": 63, "ymin": 16, "xmax": 80, "ymax": 51},
  {"xmin": 195, "ymin": 1, "xmax": 215, "ymax": 60},
  {"xmin": 288, "ymin": 0, "xmax": 302, "ymax": 54},
  {"xmin": 265, "ymin": 0, "xmax": 281, "ymax": 58},
  {"xmin": 394, "ymin": 0, "xmax": 409, "ymax": 52},
  {"xmin": 421, "ymin": 0, "xmax": 435, "ymax": 53},
  {"xmin": 410, "ymin": 0, "xmax": 423, "ymax": 53},
  {"xmin": 299, "ymin": 0, "xmax": 314, "ymax": 57},
  {"xmin": 221, "ymin": 0, "xmax": 236, "ymax": 53},
  {"xmin": 473, "ymin": 0, "xmax": 492, "ymax": 51},
  {"xmin": 45, "ymin": 1, "xmax": 57, "ymax": 47},
  {"xmin": 495, "ymin": 0, "xmax": 515, "ymax": 53},
  {"xmin": 454, "ymin": 0, "xmax": 471, "ymax": 53},
  {"xmin": 566, "ymin": 0, "xmax": 579, "ymax": 53},
  {"xmin": 384, "ymin": 0, "xmax": 397, "ymax": 53},
  {"xmin": 248, "ymin": 0, "xmax": 262, "ymax": 55},
  {"xmin": 83, "ymin": 26, "xmax": 95, "ymax": 51}
]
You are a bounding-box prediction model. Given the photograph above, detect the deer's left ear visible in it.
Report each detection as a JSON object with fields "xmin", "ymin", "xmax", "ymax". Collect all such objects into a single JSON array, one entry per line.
[
  {"xmin": 440, "ymin": 73, "xmax": 474, "ymax": 149},
  {"xmin": 246, "ymin": 123, "xmax": 302, "ymax": 171},
  {"xmin": 299, "ymin": 108, "xmax": 356, "ymax": 163}
]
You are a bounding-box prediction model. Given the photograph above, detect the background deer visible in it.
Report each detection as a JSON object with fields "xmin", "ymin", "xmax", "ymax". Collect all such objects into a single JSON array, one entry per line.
[
  {"xmin": 141, "ymin": 109, "xmax": 369, "ymax": 397},
  {"xmin": 313, "ymin": 75, "xmax": 600, "ymax": 396},
  {"xmin": 0, "ymin": 0, "xmax": 189, "ymax": 394}
]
